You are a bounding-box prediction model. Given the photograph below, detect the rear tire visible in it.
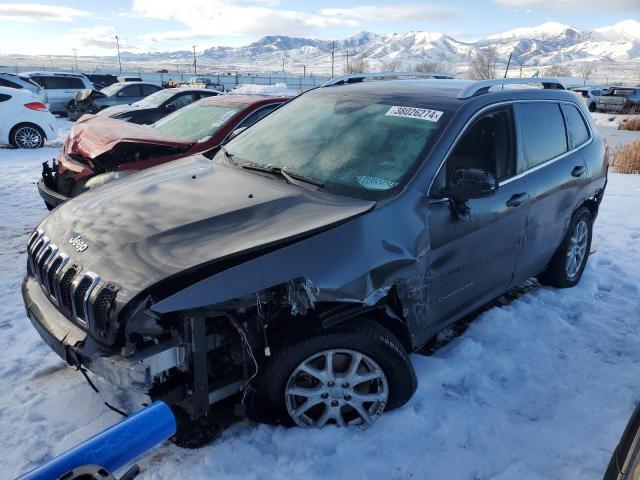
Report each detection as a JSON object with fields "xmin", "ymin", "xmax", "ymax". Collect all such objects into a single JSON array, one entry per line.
[
  {"xmin": 10, "ymin": 124, "xmax": 45, "ymax": 149},
  {"xmin": 538, "ymin": 206, "xmax": 593, "ymax": 288},
  {"xmin": 253, "ymin": 321, "xmax": 417, "ymax": 429}
]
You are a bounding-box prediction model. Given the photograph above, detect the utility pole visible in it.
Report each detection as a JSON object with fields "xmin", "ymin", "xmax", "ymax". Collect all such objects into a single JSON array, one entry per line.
[
  {"xmin": 346, "ymin": 49, "xmax": 350, "ymax": 74},
  {"xmin": 331, "ymin": 41, "xmax": 335, "ymax": 78},
  {"xmin": 303, "ymin": 65, "xmax": 306, "ymax": 77},
  {"xmin": 115, "ymin": 35, "xmax": 122, "ymax": 74},
  {"xmin": 282, "ymin": 56, "xmax": 285, "ymax": 74},
  {"xmin": 192, "ymin": 45, "xmax": 197, "ymax": 75},
  {"xmin": 519, "ymin": 61, "xmax": 524, "ymax": 78},
  {"xmin": 72, "ymin": 48, "xmax": 78, "ymax": 72}
]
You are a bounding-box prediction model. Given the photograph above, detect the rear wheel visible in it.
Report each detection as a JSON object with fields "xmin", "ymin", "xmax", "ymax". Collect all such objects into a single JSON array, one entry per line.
[
  {"xmin": 10, "ymin": 124, "xmax": 45, "ymax": 149},
  {"xmin": 538, "ymin": 206, "xmax": 593, "ymax": 288},
  {"xmin": 589, "ymin": 102, "xmax": 597, "ymax": 112},
  {"xmin": 254, "ymin": 321, "xmax": 417, "ymax": 429}
]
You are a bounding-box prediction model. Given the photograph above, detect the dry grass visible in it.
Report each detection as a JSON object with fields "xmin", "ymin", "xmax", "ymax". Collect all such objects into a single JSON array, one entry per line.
[
  {"xmin": 618, "ymin": 117, "xmax": 640, "ymax": 131},
  {"xmin": 607, "ymin": 140, "xmax": 640, "ymax": 174}
]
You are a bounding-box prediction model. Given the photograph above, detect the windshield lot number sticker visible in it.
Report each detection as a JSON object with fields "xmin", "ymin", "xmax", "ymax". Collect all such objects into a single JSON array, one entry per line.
[
  {"xmin": 386, "ymin": 106, "xmax": 443, "ymax": 122},
  {"xmin": 212, "ymin": 111, "xmax": 236, "ymax": 128}
]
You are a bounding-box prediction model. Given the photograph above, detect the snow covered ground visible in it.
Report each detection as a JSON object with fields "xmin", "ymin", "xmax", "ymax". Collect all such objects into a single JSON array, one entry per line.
[{"xmin": 1, "ymin": 117, "xmax": 640, "ymax": 479}]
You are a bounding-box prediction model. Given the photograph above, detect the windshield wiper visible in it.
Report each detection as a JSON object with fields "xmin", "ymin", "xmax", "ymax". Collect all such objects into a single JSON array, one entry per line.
[
  {"xmin": 240, "ymin": 163, "xmax": 324, "ymax": 188},
  {"xmin": 220, "ymin": 145, "xmax": 235, "ymax": 163}
]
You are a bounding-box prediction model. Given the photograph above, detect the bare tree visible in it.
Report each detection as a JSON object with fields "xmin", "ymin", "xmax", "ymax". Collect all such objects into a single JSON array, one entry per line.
[
  {"xmin": 382, "ymin": 59, "xmax": 403, "ymax": 72},
  {"xmin": 546, "ymin": 64, "xmax": 573, "ymax": 77},
  {"xmin": 414, "ymin": 60, "xmax": 442, "ymax": 73},
  {"xmin": 344, "ymin": 58, "xmax": 370, "ymax": 74},
  {"xmin": 468, "ymin": 48, "xmax": 498, "ymax": 80},
  {"xmin": 578, "ymin": 62, "xmax": 595, "ymax": 81}
]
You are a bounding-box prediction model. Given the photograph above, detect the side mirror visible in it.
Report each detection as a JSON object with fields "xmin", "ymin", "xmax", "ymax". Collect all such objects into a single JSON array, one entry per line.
[
  {"xmin": 445, "ymin": 168, "xmax": 497, "ymax": 200},
  {"xmin": 165, "ymin": 104, "xmax": 176, "ymax": 112},
  {"xmin": 226, "ymin": 127, "xmax": 247, "ymax": 142}
]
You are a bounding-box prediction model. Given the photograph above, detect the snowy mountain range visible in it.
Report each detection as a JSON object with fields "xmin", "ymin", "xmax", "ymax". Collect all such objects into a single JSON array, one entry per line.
[{"xmin": 113, "ymin": 19, "xmax": 640, "ymax": 72}]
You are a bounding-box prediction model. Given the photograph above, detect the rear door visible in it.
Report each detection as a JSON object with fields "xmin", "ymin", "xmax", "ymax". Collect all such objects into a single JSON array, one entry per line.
[
  {"xmin": 513, "ymin": 101, "xmax": 591, "ymax": 282},
  {"xmin": 426, "ymin": 105, "xmax": 531, "ymax": 328}
]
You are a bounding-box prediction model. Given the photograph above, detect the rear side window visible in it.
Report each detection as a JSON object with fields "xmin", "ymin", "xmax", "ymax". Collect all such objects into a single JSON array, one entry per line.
[
  {"xmin": 0, "ymin": 93, "xmax": 11, "ymax": 102},
  {"xmin": 119, "ymin": 84, "xmax": 142, "ymax": 96},
  {"xmin": 236, "ymin": 104, "xmax": 281, "ymax": 130},
  {"xmin": 0, "ymin": 78, "xmax": 21, "ymax": 88},
  {"xmin": 516, "ymin": 103, "xmax": 567, "ymax": 170},
  {"xmin": 561, "ymin": 104, "xmax": 590, "ymax": 149},
  {"xmin": 31, "ymin": 76, "xmax": 85, "ymax": 89},
  {"xmin": 141, "ymin": 84, "xmax": 160, "ymax": 96}
]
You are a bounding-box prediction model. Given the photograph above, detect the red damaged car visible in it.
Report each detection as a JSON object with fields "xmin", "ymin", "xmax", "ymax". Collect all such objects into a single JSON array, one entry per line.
[{"xmin": 38, "ymin": 95, "xmax": 289, "ymax": 209}]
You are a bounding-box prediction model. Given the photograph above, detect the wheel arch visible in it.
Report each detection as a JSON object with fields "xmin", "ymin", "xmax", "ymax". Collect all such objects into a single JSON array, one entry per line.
[{"xmin": 9, "ymin": 122, "xmax": 47, "ymax": 143}]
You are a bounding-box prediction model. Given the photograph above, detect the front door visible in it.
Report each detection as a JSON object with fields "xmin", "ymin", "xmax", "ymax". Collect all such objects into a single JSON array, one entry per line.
[{"xmin": 426, "ymin": 105, "xmax": 530, "ymax": 329}]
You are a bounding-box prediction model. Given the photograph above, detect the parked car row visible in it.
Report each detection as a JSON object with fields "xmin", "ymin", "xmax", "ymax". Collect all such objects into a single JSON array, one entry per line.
[{"xmin": 20, "ymin": 73, "xmax": 608, "ymax": 445}]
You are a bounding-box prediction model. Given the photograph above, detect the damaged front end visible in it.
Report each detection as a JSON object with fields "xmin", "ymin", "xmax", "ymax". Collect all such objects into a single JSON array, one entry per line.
[{"xmin": 66, "ymin": 89, "xmax": 107, "ymax": 121}]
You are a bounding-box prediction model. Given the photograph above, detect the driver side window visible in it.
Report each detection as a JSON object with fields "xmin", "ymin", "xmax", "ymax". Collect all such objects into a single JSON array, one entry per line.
[{"xmin": 434, "ymin": 106, "xmax": 515, "ymax": 195}]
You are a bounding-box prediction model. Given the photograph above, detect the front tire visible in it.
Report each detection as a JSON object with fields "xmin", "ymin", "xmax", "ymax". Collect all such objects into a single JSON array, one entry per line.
[
  {"xmin": 254, "ymin": 321, "xmax": 416, "ymax": 429},
  {"xmin": 10, "ymin": 124, "xmax": 45, "ymax": 149},
  {"xmin": 538, "ymin": 206, "xmax": 593, "ymax": 288}
]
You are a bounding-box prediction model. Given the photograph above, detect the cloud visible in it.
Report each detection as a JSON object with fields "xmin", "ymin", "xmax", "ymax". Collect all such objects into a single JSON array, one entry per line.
[
  {"xmin": 319, "ymin": 5, "xmax": 456, "ymax": 22},
  {"xmin": 65, "ymin": 26, "xmax": 134, "ymax": 51},
  {"xmin": 494, "ymin": 0, "xmax": 640, "ymax": 10},
  {"xmin": 131, "ymin": 0, "xmax": 455, "ymax": 43},
  {"xmin": 0, "ymin": 3, "xmax": 90, "ymax": 22}
]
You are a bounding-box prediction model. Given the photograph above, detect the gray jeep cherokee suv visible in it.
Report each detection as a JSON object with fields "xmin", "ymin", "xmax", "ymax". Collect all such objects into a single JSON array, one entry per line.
[{"xmin": 23, "ymin": 75, "xmax": 607, "ymax": 445}]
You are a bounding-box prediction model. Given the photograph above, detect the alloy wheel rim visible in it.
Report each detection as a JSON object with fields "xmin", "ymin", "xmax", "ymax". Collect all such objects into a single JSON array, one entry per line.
[
  {"xmin": 285, "ymin": 349, "xmax": 388, "ymax": 429},
  {"xmin": 566, "ymin": 219, "xmax": 588, "ymax": 278},
  {"xmin": 15, "ymin": 126, "xmax": 42, "ymax": 149}
]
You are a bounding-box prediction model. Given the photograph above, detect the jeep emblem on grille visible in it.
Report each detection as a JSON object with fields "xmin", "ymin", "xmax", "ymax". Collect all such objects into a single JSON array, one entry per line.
[{"xmin": 69, "ymin": 235, "xmax": 88, "ymax": 252}]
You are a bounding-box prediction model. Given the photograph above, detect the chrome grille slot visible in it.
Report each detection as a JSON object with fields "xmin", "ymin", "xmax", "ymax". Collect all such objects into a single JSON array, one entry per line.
[
  {"xmin": 40, "ymin": 245, "xmax": 58, "ymax": 290},
  {"xmin": 59, "ymin": 266, "xmax": 78, "ymax": 311},
  {"xmin": 46, "ymin": 253, "xmax": 69, "ymax": 304},
  {"xmin": 34, "ymin": 240, "xmax": 52, "ymax": 283},
  {"xmin": 71, "ymin": 272, "xmax": 100, "ymax": 327}
]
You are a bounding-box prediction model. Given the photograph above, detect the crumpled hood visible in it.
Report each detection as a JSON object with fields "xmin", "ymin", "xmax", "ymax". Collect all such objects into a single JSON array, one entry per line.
[
  {"xmin": 39, "ymin": 155, "xmax": 374, "ymax": 304},
  {"xmin": 65, "ymin": 116, "xmax": 194, "ymax": 159}
]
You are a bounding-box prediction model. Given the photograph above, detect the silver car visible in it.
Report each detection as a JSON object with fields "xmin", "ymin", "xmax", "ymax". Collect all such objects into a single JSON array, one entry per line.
[{"xmin": 21, "ymin": 72, "xmax": 93, "ymax": 114}]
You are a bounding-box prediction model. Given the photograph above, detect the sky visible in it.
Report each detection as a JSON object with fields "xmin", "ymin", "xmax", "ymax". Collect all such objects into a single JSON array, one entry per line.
[{"xmin": 0, "ymin": 0, "xmax": 638, "ymax": 56}]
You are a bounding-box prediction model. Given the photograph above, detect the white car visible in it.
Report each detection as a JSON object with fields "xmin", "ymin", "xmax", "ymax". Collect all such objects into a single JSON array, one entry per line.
[
  {"xmin": 0, "ymin": 73, "xmax": 47, "ymax": 103},
  {"xmin": 20, "ymin": 72, "xmax": 93, "ymax": 114},
  {"xmin": 570, "ymin": 87, "xmax": 603, "ymax": 112},
  {"xmin": 0, "ymin": 86, "xmax": 56, "ymax": 148}
]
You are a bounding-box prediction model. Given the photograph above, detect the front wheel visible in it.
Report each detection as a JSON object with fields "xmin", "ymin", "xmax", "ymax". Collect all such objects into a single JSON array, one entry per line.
[
  {"xmin": 253, "ymin": 322, "xmax": 417, "ymax": 429},
  {"xmin": 10, "ymin": 124, "xmax": 45, "ymax": 149},
  {"xmin": 538, "ymin": 206, "xmax": 593, "ymax": 288}
]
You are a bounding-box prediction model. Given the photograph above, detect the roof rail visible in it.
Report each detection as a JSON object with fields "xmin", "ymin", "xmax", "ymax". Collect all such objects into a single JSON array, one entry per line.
[
  {"xmin": 322, "ymin": 71, "xmax": 454, "ymax": 87},
  {"xmin": 458, "ymin": 77, "xmax": 566, "ymax": 99}
]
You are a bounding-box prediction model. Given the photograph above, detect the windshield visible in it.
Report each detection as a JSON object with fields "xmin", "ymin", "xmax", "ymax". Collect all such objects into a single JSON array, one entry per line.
[
  {"xmin": 153, "ymin": 101, "xmax": 245, "ymax": 142},
  {"xmin": 101, "ymin": 83, "xmax": 122, "ymax": 96},
  {"xmin": 134, "ymin": 89, "xmax": 176, "ymax": 108},
  {"xmin": 223, "ymin": 89, "xmax": 450, "ymax": 199}
]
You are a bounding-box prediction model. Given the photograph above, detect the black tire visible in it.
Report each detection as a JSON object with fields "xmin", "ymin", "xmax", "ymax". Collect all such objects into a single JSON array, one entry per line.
[
  {"xmin": 252, "ymin": 320, "xmax": 417, "ymax": 427},
  {"xmin": 10, "ymin": 123, "xmax": 45, "ymax": 149},
  {"xmin": 589, "ymin": 102, "xmax": 596, "ymax": 112},
  {"xmin": 538, "ymin": 206, "xmax": 593, "ymax": 288}
]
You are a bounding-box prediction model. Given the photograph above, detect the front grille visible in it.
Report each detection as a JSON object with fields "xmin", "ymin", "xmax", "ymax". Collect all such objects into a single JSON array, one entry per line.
[{"xmin": 27, "ymin": 229, "xmax": 113, "ymax": 332}]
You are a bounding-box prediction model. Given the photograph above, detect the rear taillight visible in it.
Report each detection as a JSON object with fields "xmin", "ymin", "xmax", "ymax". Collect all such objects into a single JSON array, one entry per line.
[{"xmin": 24, "ymin": 102, "xmax": 48, "ymax": 112}]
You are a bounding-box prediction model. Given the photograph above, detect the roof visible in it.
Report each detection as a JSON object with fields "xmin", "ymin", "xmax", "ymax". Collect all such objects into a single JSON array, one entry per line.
[
  {"xmin": 316, "ymin": 78, "xmax": 577, "ymax": 110},
  {"xmin": 197, "ymin": 94, "xmax": 290, "ymax": 107},
  {"xmin": 21, "ymin": 71, "xmax": 88, "ymax": 78},
  {"xmin": 0, "ymin": 86, "xmax": 38, "ymax": 98}
]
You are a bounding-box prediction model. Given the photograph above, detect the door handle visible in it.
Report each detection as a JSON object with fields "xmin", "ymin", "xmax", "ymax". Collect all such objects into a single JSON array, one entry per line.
[
  {"xmin": 506, "ymin": 192, "xmax": 529, "ymax": 208},
  {"xmin": 571, "ymin": 166, "xmax": 587, "ymax": 177}
]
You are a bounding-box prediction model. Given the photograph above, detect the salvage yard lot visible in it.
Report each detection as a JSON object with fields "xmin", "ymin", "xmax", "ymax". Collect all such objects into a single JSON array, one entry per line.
[{"xmin": 1, "ymin": 118, "xmax": 640, "ymax": 479}]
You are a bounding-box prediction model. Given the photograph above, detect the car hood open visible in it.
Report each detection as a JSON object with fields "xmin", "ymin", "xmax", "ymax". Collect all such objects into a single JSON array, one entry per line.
[
  {"xmin": 39, "ymin": 155, "xmax": 375, "ymax": 303},
  {"xmin": 66, "ymin": 116, "xmax": 194, "ymax": 159}
]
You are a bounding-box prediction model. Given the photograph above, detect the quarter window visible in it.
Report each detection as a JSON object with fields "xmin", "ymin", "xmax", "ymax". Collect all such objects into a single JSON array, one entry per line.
[
  {"xmin": 561, "ymin": 104, "xmax": 590, "ymax": 149},
  {"xmin": 516, "ymin": 103, "xmax": 567, "ymax": 170},
  {"xmin": 0, "ymin": 78, "xmax": 21, "ymax": 88}
]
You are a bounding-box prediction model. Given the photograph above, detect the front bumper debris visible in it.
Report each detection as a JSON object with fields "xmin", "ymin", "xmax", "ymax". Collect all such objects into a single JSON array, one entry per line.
[{"xmin": 22, "ymin": 275, "xmax": 182, "ymax": 391}]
